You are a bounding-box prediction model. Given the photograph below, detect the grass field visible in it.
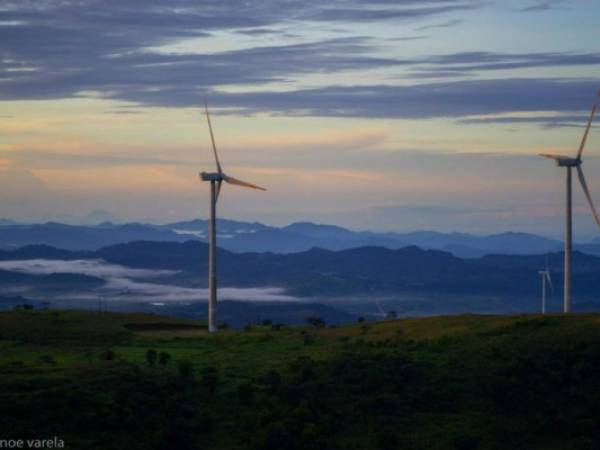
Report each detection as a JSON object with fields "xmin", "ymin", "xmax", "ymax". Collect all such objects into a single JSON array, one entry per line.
[{"xmin": 1, "ymin": 310, "xmax": 599, "ymax": 450}]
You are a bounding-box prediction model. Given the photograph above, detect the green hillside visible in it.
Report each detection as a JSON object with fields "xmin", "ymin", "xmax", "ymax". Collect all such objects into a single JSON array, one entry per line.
[{"xmin": 1, "ymin": 310, "xmax": 599, "ymax": 450}]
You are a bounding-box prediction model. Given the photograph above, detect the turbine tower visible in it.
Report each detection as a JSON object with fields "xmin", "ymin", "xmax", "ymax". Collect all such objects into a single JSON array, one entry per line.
[
  {"xmin": 539, "ymin": 92, "xmax": 600, "ymax": 313},
  {"xmin": 199, "ymin": 101, "xmax": 266, "ymax": 332},
  {"xmin": 538, "ymin": 256, "xmax": 553, "ymax": 314}
]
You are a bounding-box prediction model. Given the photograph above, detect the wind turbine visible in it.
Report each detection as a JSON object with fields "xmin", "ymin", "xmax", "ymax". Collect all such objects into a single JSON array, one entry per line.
[
  {"xmin": 538, "ymin": 256, "xmax": 553, "ymax": 315},
  {"xmin": 199, "ymin": 101, "xmax": 266, "ymax": 332},
  {"xmin": 539, "ymin": 91, "xmax": 600, "ymax": 313}
]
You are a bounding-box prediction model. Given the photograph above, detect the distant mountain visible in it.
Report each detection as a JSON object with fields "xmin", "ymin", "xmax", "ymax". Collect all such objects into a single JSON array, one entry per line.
[
  {"xmin": 3, "ymin": 241, "xmax": 600, "ymax": 299},
  {"xmin": 0, "ymin": 222, "xmax": 191, "ymax": 250},
  {"xmin": 135, "ymin": 300, "xmax": 357, "ymax": 328},
  {"xmin": 82, "ymin": 209, "xmax": 116, "ymax": 224},
  {"xmin": 0, "ymin": 269, "xmax": 104, "ymax": 289},
  {"xmin": 2, "ymin": 217, "xmax": 599, "ymax": 257},
  {"xmin": 387, "ymin": 230, "xmax": 561, "ymax": 258},
  {"xmin": 0, "ymin": 219, "xmax": 19, "ymax": 226}
]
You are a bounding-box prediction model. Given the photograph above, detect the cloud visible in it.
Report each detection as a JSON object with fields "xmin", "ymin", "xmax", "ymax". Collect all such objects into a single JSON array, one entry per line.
[
  {"xmin": 98, "ymin": 278, "xmax": 297, "ymax": 302},
  {"xmin": 518, "ymin": 0, "xmax": 566, "ymax": 12},
  {"xmin": 0, "ymin": 256, "xmax": 298, "ymax": 302},
  {"xmin": 0, "ymin": 259, "xmax": 176, "ymax": 278},
  {"xmin": 0, "ymin": 0, "xmax": 599, "ymax": 121},
  {"xmin": 304, "ymin": 3, "xmax": 476, "ymax": 22},
  {"xmin": 415, "ymin": 18, "xmax": 463, "ymax": 31},
  {"xmin": 456, "ymin": 113, "xmax": 598, "ymax": 128},
  {"xmin": 417, "ymin": 52, "xmax": 600, "ymax": 73},
  {"xmin": 204, "ymin": 78, "xmax": 600, "ymax": 119}
]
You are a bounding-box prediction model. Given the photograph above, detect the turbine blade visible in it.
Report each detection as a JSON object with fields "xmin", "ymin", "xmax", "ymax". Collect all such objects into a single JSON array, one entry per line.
[
  {"xmin": 204, "ymin": 100, "xmax": 223, "ymax": 174},
  {"xmin": 577, "ymin": 165, "xmax": 600, "ymax": 227},
  {"xmin": 546, "ymin": 271, "xmax": 553, "ymax": 291},
  {"xmin": 223, "ymin": 175, "xmax": 266, "ymax": 191},
  {"xmin": 576, "ymin": 91, "xmax": 600, "ymax": 160},
  {"xmin": 539, "ymin": 153, "xmax": 570, "ymax": 161},
  {"xmin": 215, "ymin": 180, "xmax": 223, "ymax": 203}
]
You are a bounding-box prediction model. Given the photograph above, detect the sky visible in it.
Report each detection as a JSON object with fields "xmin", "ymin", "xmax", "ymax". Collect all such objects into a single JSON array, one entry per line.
[{"xmin": 1, "ymin": 0, "xmax": 600, "ymax": 238}]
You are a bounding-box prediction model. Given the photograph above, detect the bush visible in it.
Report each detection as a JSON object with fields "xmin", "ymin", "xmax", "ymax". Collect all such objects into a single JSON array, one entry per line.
[
  {"xmin": 237, "ymin": 382, "xmax": 255, "ymax": 404},
  {"xmin": 158, "ymin": 352, "xmax": 171, "ymax": 366},
  {"xmin": 178, "ymin": 360, "xmax": 195, "ymax": 381},
  {"xmin": 146, "ymin": 349, "xmax": 158, "ymax": 367},
  {"xmin": 261, "ymin": 369, "xmax": 282, "ymax": 394},
  {"xmin": 201, "ymin": 367, "xmax": 219, "ymax": 394},
  {"xmin": 39, "ymin": 355, "xmax": 57, "ymax": 365},
  {"xmin": 305, "ymin": 316, "xmax": 325, "ymax": 328},
  {"xmin": 99, "ymin": 349, "xmax": 116, "ymax": 361}
]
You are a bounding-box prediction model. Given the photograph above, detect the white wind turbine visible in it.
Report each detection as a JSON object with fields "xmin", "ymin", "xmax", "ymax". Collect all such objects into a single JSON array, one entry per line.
[
  {"xmin": 199, "ymin": 101, "xmax": 266, "ymax": 332},
  {"xmin": 539, "ymin": 92, "xmax": 600, "ymax": 313},
  {"xmin": 538, "ymin": 255, "xmax": 553, "ymax": 315}
]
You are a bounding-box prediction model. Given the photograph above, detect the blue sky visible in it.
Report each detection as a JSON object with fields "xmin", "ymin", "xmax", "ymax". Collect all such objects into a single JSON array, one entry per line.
[{"xmin": 1, "ymin": 0, "xmax": 600, "ymax": 238}]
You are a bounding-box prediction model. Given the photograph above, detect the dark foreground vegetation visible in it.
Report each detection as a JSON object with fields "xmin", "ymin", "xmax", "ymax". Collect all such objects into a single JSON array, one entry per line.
[{"xmin": 0, "ymin": 310, "xmax": 599, "ymax": 450}]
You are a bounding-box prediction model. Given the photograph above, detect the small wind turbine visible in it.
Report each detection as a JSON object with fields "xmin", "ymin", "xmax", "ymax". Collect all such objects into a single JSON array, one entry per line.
[
  {"xmin": 199, "ymin": 101, "xmax": 266, "ymax": 333},
  {"xmin": 538, "ymin": 256, "xmax": 553, "ymax": 314},
  {"xmin": 540, "ymin": 91, "xmax": 600, "ymax": 313}
]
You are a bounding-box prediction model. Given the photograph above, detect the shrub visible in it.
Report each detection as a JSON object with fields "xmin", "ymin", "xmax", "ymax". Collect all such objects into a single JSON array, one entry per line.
[
  {"xmin": 39, "ymin": 355, "xmax": 56, "ymax": 365},
  {"xmin": 201, "ymin": 367, "xmax": 219, "ymax": 394},
  {"xmin": 237, "ymin": 382, "xmax": 255, "ymax": 404},
  {"xmin": 146, "ymin": 349, "xmax": 158, "ymax": 367},
  {"xmin": 261, "ymin": 369, "xmax": 282, "ymax": 394},
  {"xmin": 158, "ymin": 352, "xmax": 171, "ymax": 366},
  {"xmin": 178, "ymin": 360, "xmax": 195, "ymax": 381},
  {"xmin": 99, "ymin": 349, "xmax": 116, "ymax": 361},
  {"xmin": 305, "ymin": 316, "xmax": 325, "ymax": 328}
]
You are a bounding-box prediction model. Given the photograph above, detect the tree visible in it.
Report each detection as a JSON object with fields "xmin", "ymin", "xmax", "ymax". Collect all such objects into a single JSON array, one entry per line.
[
  {"xmin": 201, "ymin": 367, "xmax": 220, "ymax": 394},
  {"xmin": 237, "ymin": 382, "xmax": 254, "ymax": 404},
  {"xmin": 305, "ymin": 316, "xmax": 325, "ymax": 328},
  {"xmin": 386, "ymin": 310, "xmax": 397, "ymax": 320},
  {"xmin": 178, "ymin": 360, "xmax": 195, "ymax": 381},
  {"xmin": 146, "ymin": 349, "xmax": 158, "ymax": 367},
  {"xmin": 158, "ymin": 351, "xmax": 171, "ymax": 366},
  {"xmin": 261, "ymin": 369, "xmax": 281, "ymax": 394},
  {"xmin": 99, "ymin": 349, "xmax": 116, "ymax": 361}
]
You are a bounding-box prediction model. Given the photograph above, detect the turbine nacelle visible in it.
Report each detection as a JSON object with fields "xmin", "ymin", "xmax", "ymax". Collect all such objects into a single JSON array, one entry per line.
[
  {"xmin": 200, "ymin": 171, "xmax": 224, "ymax": 182},
  {"xmin": 539, "ymin": 154, "xmax": 581, "ymax": 167}
]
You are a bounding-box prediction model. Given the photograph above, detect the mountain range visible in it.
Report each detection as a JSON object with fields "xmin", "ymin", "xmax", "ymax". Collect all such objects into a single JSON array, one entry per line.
[
  {"xmin": 2, "ymin": 240, "xmax": 600, "ymax": 300},
  {"xmin": 2, "ymin": 217, "xmax": 600, "ymax": 257}
]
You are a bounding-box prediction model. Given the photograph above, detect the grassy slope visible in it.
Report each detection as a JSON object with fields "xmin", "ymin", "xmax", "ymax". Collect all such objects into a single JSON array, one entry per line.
[{"xmin": 1, "ymin": 310, "xmax": 599, "ymax": 450}]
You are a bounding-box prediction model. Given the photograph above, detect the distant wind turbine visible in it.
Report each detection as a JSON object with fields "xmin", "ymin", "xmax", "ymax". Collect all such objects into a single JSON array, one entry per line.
[
  {"xmin": 538, "ymin": 256, "xmax": 553, "ymax": 315},
  {"xmin": 539, "ymin": 91, "xmax": 600, "ymax": 313},
  {"xmin": 199, "ymin": 101, "xmax": 266, "ymax": 333}
]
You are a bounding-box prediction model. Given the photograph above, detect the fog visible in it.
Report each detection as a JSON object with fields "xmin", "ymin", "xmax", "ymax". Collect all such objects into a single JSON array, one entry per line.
[
  {"xmin": 0, "ymin": 259, "xmax": 298, "ymax": 303},
  {"xmin": 0, "ymin": 259, "xmax": 175, "ymax": 278}
]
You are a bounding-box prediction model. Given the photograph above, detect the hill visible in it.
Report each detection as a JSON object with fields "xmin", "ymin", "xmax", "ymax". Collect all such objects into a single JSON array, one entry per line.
[
  {"xmin": 3, "ymin": 241, "xmax": 600, "ymax": 300},
  {"xmin": 3, "ymin": 218, "xmax": 597, "ymax": 257},
  {"xmin": 0, "ymin": 310, "xmax": 599, "ymax": 449}
]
